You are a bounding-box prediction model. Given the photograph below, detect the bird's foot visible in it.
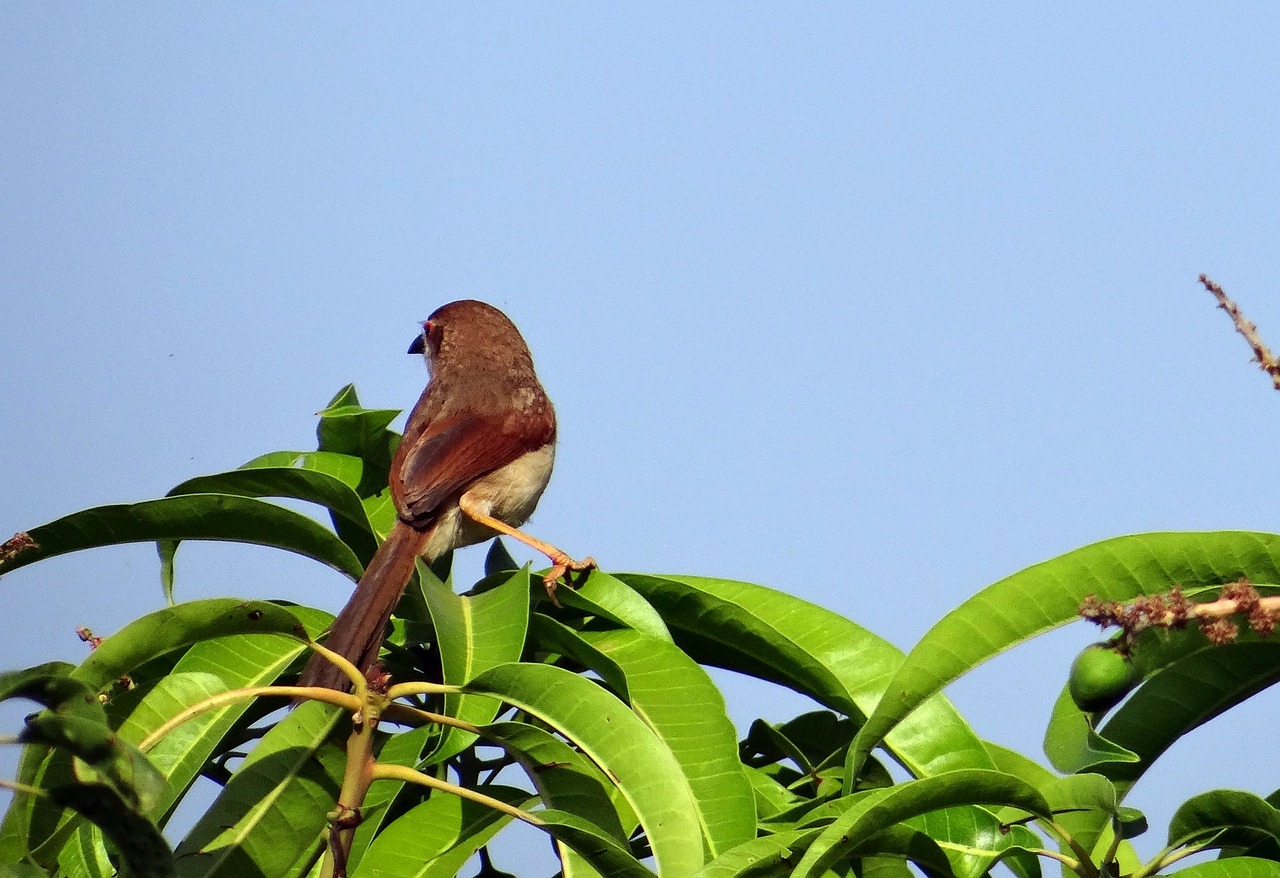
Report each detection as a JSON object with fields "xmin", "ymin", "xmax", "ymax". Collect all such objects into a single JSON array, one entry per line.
[{"xmin": 542, "ymin": 554, "xmax": 598, "ymax": 606}]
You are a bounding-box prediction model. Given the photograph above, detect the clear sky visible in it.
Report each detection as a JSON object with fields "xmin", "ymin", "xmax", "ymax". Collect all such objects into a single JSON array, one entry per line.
[{"xmin": 4, "ymin": 4, "xmax": 1280, "ymax": 870}]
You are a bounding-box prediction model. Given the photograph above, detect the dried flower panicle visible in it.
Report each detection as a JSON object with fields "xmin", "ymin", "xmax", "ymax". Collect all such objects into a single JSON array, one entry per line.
[
  {"xmin": 1080, "ymin": 577, "xmax": 1279, "ymax": 646},
  {"xmin": 0, "ymin": 532, "xmax": 37, "ymax": 565}
]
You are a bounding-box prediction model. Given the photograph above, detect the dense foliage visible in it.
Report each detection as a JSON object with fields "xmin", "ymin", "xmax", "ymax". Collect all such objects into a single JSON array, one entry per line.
[{"xmin": 1, "ymin": 385, "xmax": 1277, "ymax": 878}]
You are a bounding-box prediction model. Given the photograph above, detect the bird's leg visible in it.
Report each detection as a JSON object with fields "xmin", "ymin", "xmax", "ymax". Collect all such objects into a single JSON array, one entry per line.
[{"xmin": 457, "ymin": 494, "xmax": 596, "ymax": 603}]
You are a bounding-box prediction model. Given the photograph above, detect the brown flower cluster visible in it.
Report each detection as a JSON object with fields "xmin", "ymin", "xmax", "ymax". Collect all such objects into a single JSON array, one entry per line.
[{"xmin": 1080, "ymin": 578, "xmax": 1280, "ymax": 646}]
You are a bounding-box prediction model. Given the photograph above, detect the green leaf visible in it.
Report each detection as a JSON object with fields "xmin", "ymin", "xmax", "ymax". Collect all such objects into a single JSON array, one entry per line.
[
  {"xmin": 1168, "ymin": 790, "xmax": 1280, "ymax": 851},
  {"xmin": 691, "ymin": 829, "xmax": 820, "ymax": 878},
  {"xmin": 238, "ymin": 450, "xmax": 365, "ymax": 489},
  {"xmin": 483, "ymin": 721, "xmax": 631, "ymax": 841},
  {"xmin": 421, "ymin": 567, "xmax": 531, "ymax": 764},
  {"xmin": 557, "ymin": 571, "xmax": 673, "ymax": 641},
  {"xmin": 903, "ymin": 806, "xmax": 1041, "ymax": 878},
  {"xmin": 848, "ymin": 532, "xmax": 1280, "ymax": 778},
  {"xmin": 1158, "ymin": 858, "xmax": 1280, "ymax": 878},
  {"xmin": 1100, "ymin": 641, "xmax": 1280, "ymax": 789},
  {"xmin": 578, "ymin": 628, "xmax": 757, "ymax": 856},
  {"xmin": 536, "ymin": 809, "xmax": 657, "ymax": 878},
  {"xmin": 168, "ymin": 465, "xmax": 378, "ymax": 564},
  {"xmin": 70, "ymin": 599, "xmax": 315, "ymax": 693},
  {"xmin": 618, "ymin": 574, "xmax": 991, "ymax": 778},
  {"xmin": 530, "ymin": 615, "xmax": 632, "ymax": 703},
  {"xmin": 49, "ymin": 783, "xmax": 174, "ymax": 878},
  {"xmin": 792, "ymin": 769, "xmax": 1052, "ymax": 878},
  {"xmin": 173, "ymin": 701, "xmax": 345, "ymax": 878},
  {"xmin": 350, "ymin": 785, "xmax": 532, "ymax": 878},
  {"xmin": 0, "ymin": 496, "xmax": 364, "ymax": 582},
  {"xmin": 1043, "ymin": 687, "xmax": 1140, "ymax": 774},
  {"xmin": 464, "ymin": 662, "xmax": 705, "ymax": 877},
  {"xmin": 315, "ymin": 386, "xmax": 401, "ymax": 498}
]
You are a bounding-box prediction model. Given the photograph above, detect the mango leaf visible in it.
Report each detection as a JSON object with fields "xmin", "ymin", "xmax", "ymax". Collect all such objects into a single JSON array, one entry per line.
[
  {"xmin": 49, "ymin": 783, "xmax": 174, "ymax": 878},
  {"xmin": 350, "ymin": 785, "xmax": 532, "ymax": 878},
  {"xmin": 464, "ymin": 662, "xmax": 705, "ymax": 877},
  {"xmin": 1100, "ymin": 641, "xmax": 1280, "ymax": 788},
  {"xmin": 483, "ymin": 721, "xmax": 631, "ymax": 840},
  {"xmin": 237, "ymin": 450, "xmax": 364, "ymax": 489},
  {"xmin": 173, "ymin": 701, "xmax": 345, "ymax": 878},
  {"xmin": 791, "ymin": 769, "xmax": 1052, "ymax": 878},
  {"xmin": 536, "ymin": 810, "xmax": 656, "ymax": 878},
  {"xmin": 0, "ymin": 496, "xmax": 364, "ymax": 582},
  {"xmin": 1158, "ymin": 858, "xmax": 1280, "ymax": 878},
  {"xmin": 848, "ymin": 532, "xmax": 1280, "ymax": 779},
  {"xmin": 167, "ymin": 466, "xmax": 378, "ymax": 564},
  {"xmin": 903, "ymin": 806, "xmax": 1041, "ymax": 878},
  {"xmin": 1043, "ymin": 687, "xmax": 1140, "ymax": 775},
  {"xmin": 421, "ymin": 567, "xmax": 531, "ymax": 765},
  {"xmin": 1168, "ymin": 791, "xmax": 1280, "ymax": 852},
  {"xmin": 71, "ymin": 599, "xmax": 315, "ymax": 693},
  {"xmin": 555, "ymin": 571, "xmax": 673, "ymax": 641},
  {"xmin": 576, "ymin": 628, "xmax": 756, "ymax": 857},
  {"xmin": 691, "ymin": 829, "xmax": 820, "ymax": 878},
  {"xmin": 618, "ymin": 574, "xmax": 991, "ymax": 778},
  {"xmin": 314, "ymin": 385, "xmax": 401, "ymax": 499}
]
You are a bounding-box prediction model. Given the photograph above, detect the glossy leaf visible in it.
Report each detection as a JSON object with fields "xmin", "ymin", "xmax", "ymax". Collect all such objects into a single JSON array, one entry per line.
[
  {"xmin": 1168, "ymin": 790, "xmax": 1280, "ymax": 851},
  {"xmin": 1043, "ymin": 687, "xmax": 1139, "ymax": 774},
  {"xmin": 70, "ymin": 598, "xmax": 315, "ymax": 693},
  {"xmin": 351, "ymin": 785, "xmax": 531, "ymax": 878},
  {"xmin": 173, "ymin": 701, "xmax": 345, "ymax": 878},
  {"xmin": 849, "ymin": 532, "xmax": 1280, "ymax": 777},
  {"xmin": 618, "ymin": 574, "xmax": 991, "ymax": 778},
  {"xmin": 1100, "ymin": 641, "xmax": 1280, "ymax": 788},
  {"xmin": 422, "ymin": 567, "xmax": 531, "ymax": 764},
  {"xmin": 49, "ymin": 783, "xmax": 174, "ymax": 878},
  {"xmin": 792, "ymin": 769, "xmax": 1052, "ymax": 878},
  {"xmin": 0, "ymin": 496, "xmax": 364, "ymax": 582},
  {"xmin": 167, "ymin": 466, "xmax": 378, "ymax": 563},
  {"xmin": 1160, "ymin": 858, "xmax": 1280, "ymax": 878},
  {"xmin": 464, "ymin": 662, "xmax": 705, "ymax": 877},
  {"xmin": 579, "ymin": 628, "xmax": 757, "ymax": 856}
]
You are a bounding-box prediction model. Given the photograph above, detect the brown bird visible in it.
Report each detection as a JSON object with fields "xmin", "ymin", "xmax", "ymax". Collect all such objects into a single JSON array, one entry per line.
[{"xmin": 299, "ymin": 300, "xmax": 593, "ymax": 692}]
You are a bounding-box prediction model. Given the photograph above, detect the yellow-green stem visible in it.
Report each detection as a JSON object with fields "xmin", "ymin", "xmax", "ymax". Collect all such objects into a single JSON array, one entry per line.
[{"xmin": 372, "ymin": 763, "xmax": 544, "ymax": 828}]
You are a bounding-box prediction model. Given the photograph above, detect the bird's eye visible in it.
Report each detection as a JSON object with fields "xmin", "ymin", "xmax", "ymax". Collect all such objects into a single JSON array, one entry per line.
[{"xmin": 424, "ymin": 320, "xmax": 437, "ymax": 338}]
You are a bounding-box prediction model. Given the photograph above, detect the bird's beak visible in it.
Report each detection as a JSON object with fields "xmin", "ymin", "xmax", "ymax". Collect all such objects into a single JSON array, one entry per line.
[{"xmin": 407, "ymin": 332, "xmax": 425, "ymax": 355}]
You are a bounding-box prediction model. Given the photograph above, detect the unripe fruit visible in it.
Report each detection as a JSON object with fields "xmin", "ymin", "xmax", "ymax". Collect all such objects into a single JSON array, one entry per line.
[{"xmin": 1068, "ymin": 644, "xmax": 1140, "ymax": 713}]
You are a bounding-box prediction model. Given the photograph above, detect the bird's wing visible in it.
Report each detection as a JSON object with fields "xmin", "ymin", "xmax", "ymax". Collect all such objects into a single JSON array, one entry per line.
[{"xmin": 391, "ymin": 412, "xmax": 549, "ymax": 526}]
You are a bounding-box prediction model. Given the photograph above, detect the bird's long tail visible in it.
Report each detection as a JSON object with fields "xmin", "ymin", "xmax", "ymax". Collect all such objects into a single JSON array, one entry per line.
[{"xmin": 298, "ymin": 521, "xmax": 430, "ymax": 692}]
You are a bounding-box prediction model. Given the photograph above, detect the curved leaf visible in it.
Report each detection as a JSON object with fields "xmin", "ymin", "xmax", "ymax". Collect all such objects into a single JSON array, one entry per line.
[
  {"xmin": 1100, "ymin": 641, "xmax": 1280, "ymax": 788},
  {"xmin": 1160, "ymin": 858, "xmax": 1280, "ymax": 878},
  {"xmin": 792, "ymin": 769, "xmax": 1052, "ymax": 878},
  {"xmin": 849, "ymin": 532, "xmax": 1280, "ymax": 777},
  {"xmin": 464, "ymin": 662, "xmax": 705, "ymax": 877},
  {"xmin": 579, "ymin": 628, "xmax": 756, "ymax": 856},
  {"xmin": 618, "ymin": 574, "xmax": 992, "ymax": 778},
  {"xmin": 1169, "ymin": 790, "xmax": 1280, "ymax": 851},
  {"xmin": 422, "ymin": 567, "xmax": 531, "ymax": 764},
  {"xmin": 351, "ymin": 785, "xmax": 532, "ymax": 878},
  {"xmin": 238, "ymin": 450, "xmax": 365, "ymax": 488},
  {"xmin": 558, "ymin": 571, "xmax": 673, "ymax": 641},
  {"xmin": 1043, "ymin": 687, "xmax": 1139, "ymax": 774},
  {"xmin": 903, "ymin": 806, "xmax": 1041, "ymax": 878},
  {"xmin": 168, "ymin": 466, "xmax": 378, "ymax": 564},
  {"xmin": 0, "ymin": 495, "xmax": 364, "ymax": 581},
  {"xmin": 173, "ymin": 701, "xmax": 344, "ymax": 878},
  {"xmin": 71, "ymin": 599, "xmax": 315, "ymax": 693}
]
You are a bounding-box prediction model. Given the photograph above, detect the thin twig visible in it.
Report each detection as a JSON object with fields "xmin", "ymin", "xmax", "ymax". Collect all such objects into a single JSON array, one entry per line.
[{"xmin": 1199, "ymin": 274, "xmax": 1280, "ymax": 391}]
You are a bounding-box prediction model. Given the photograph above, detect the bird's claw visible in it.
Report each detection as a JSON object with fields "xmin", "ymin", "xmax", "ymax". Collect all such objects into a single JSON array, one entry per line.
[{"xmin": 542, "ymin": 555, "xmax": 598, "ymax": 606}]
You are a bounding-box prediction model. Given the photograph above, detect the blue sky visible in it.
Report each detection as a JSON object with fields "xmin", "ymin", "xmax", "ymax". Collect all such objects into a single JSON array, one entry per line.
[{"xmin": 4, "ymin": 4, "xmax": 1280, "ymax": 868}]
